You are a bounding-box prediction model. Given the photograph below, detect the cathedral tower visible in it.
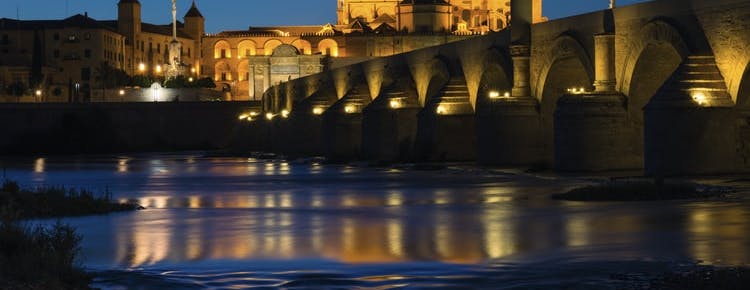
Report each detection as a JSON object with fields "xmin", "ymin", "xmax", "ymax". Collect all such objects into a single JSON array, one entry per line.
[{"xmin": 398, "ymin": 0, "xmax": 452, "ymax": 33}]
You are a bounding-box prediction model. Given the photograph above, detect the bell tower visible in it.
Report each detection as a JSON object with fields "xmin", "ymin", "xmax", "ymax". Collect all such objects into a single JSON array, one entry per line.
[{"xmin": 118, "ymin": 0, "xmax": 141, "ymax": 73}]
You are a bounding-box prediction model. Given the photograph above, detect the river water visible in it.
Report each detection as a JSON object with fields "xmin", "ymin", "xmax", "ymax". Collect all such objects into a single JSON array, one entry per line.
[{"xmin": 2, "ymin": 154, "xmax": 750, "ymax": 289}]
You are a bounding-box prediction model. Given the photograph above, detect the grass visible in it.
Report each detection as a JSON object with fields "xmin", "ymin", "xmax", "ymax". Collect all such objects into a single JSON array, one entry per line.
[
  {"xmin": 553, "ymin": 178, "xmax": 731, "ymax": 201},
  {"xmin": 0, "ymin": 180, "xmax": 141, "ymax": 290}
]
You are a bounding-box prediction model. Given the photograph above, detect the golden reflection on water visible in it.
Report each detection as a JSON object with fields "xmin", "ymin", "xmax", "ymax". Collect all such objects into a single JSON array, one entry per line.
[
  {"xmin": 687, "ymin": 205, "xmax": 750, "ymax": 265},
  {"xmin": 109, "ymin": 183, "xmax": 750, "ymax": 268},
  {"xmin": 34, "ymin": 158, "xmax": 45, "ymax": 173}
]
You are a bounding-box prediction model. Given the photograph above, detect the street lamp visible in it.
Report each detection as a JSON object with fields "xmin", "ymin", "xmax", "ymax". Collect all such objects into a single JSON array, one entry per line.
[
  {"xmin": 35, "ymin": 89, "xmax": 42, "ymax": 102},
  {"xmin": 138, "ymin": 63, "xmax": 146, "ymax": 73}
]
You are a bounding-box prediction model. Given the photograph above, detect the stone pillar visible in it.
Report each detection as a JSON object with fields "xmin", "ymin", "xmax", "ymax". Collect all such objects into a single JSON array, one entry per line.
[
  {"xmin": 510, "ymin": 45, "xmax": 531, "ymax": 97},
  {"xmin": 594, "ymin": 33, "xmax": 616, "ymax": 92},
  {"xmin": 511, "ymin": 0, "xmax": 532, "ymax": 45}
]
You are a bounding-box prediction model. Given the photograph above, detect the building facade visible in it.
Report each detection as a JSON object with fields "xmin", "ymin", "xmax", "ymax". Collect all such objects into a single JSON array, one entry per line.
[{"xmin": 0, "ymin": 0, "xmax": 544, "ymax": 102}]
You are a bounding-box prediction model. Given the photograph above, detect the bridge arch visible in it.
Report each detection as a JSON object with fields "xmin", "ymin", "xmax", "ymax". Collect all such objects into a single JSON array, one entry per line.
[
  {"xmin": 475, "ymin": 47, "xmax": 512, "ymax": 108},
  {"xmin": 535, "ymin": 34, "xmax": 594, "ymax": 101},
  {"xmin": 620, "ymin": 19, "xmax": 690, "ymax": 166},
  {"xmin": 620, "ymin": 20, "xmax": 690, "ymax": 97},
  {"xmin": 421, "ymin": 56, "xmax": 451, "ymax": 107},
  {"xmin": 736, "ymin": 63, "xmax": 750, "ymax": 108},
  {"xmin": 536, "ymin": 34, "xmax": 594, "ymax": 158}
]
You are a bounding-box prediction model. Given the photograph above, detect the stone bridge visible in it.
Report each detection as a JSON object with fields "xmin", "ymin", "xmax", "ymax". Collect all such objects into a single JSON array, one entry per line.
[{"xmin": 250, "ymin": 0, "xmax": 750, "ymax": 175}]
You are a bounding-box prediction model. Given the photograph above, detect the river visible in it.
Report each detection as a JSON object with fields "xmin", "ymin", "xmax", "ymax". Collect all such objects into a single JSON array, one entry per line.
[{"xmin": 2, "ymin": 154, "xmax": 749, "ymax": 289}]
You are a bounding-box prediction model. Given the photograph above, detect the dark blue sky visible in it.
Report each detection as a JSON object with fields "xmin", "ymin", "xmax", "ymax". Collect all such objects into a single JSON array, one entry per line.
[{"xmin": 0, "ymin": 0, "xmax": 649, "ymax": 33}]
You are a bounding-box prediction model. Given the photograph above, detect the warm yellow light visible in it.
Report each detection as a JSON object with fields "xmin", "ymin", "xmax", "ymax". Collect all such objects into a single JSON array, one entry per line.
[
  {"xmin": 119, "ymin": 89, "xmax": 125, "ymax": 96},
  {"xmin": 265, "ymin": 113, "xmax": 275, "ymax": 120},
  {"xmin": 692, "ymin": 91, "xmax": 708, "ymax": 106},
  {"xmin": 155, "ymin": 65, "xmax": 163, "ymax": 73},
  {"xmin": 190, "ymin": 67, "xmax": 196, "ymax": 73},
  {"xmin": 488, "ymin": 91, "xmax": 500, "ymax": 98},
  {"xmin": 312, "ymin": 107, "xmax": 324, "ymax": 115},
  {"xmin": 249, "ymin": 111, "xmax": 260, "ymax": 117},
  {"xmin": 35, "ymin": 90, "xmax": 42, "ymax": 96},
  {"xmin": 344, "ymin": 105, "xmax": 356, "ymax": 114},
  {"xmin": 138, "ymin": 63, "xmax": 146, "ymax": 72},
  {"xmin": 389, "ymin": 99, "xmax": 401, "ymax": 109},
  {"xmin": 504, "ymin": 91, "xmax": 511, "ymax": 97},
  {"xmin": 281, "ymin": 109, "xmax": 290, "ymax": 118},
  {"xmin": 188, "ymin": 77, "xmax": 194, "ymax": 82},
  {"xmin": 436, "ymin": 105, "xmax": 447, "ymax": 115},
  {"xmin": 238, "ymin": 114, "xmax": 249, "ymax": 120}
]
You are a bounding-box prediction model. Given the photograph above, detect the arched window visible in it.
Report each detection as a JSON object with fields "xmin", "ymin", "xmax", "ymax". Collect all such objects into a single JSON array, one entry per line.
[
  {"xmin": 214, "ymin": 40, "xmax": 231, "ymax": 59},
  {"xmin": 318, "ymin": 39, "xmax": 339, "ymax": 57}
]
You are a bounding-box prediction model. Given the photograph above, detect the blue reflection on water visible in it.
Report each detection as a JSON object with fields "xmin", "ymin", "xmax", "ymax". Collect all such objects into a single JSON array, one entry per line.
[{"xmin": 3, "ymin": 154, "xmax": 750, "ymax": 289}]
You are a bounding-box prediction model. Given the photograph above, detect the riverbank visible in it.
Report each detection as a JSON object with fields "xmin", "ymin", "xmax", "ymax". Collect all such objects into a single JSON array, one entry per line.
[
  {"xmin": 0, "ymin": 180, "xmax": 141, "ymax": 290},
  {"xmin": 552, "ymin": 178, "xmax": 735, "ymax": 201}
]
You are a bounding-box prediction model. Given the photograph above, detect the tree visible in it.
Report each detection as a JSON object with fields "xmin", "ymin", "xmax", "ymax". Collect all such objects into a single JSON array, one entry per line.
[{"xmin": 94, "ymin": 62, "xmax": 129, "ymax": 98}]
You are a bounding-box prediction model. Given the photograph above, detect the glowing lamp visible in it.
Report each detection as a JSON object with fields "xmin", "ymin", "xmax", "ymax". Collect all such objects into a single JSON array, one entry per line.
[
  {"xmin": 312, "ymin": 107, "xmax": 324, "ymax": 115},
  {"xmin": 504, "ymin": 91, "xmax": 511, "ymax": 98},
  {"xmin": 281, "ymin": 109, "xmax": 290, "ymax": 118},
  {"xmin": 344, "ymin": 105, "xmax": 356, "ymax": 114},
  {"xmin": 488, "ymin": 91, "xmax": 500, "ymax": 98},
  {"xmin": 155, "ymin": 65, "xmax": 163, "ymax": 73},
  {"xmin": 238, "ymin": 114, "xmax": 249, "ymax": 120},
  {"xmin": 265, "ymin": 113, "xmax": 275, "ymax": 120},
  {"xmin": 692, "ymin": 91, "xmax": 708, "ymax": 106},
  {"xmin": 119, "ymin": 89, "xmax": 125, "ymax": 96},
  {"xmin": 389, "ymin": 99, "xmax": 401, "ymax": 109},
  {"xmin": 436, "ymin": 105, "xmax": 447, "ymax": 115},
  {"xmin": 35, "ymin": 90, "xmax": 42, "ymax": 97},
  {"xmin": 138, "ymin": 63, "xmax": 146, "ymax": 72}
]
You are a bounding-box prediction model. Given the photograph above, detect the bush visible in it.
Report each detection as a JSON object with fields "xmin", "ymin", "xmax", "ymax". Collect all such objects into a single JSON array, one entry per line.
[{"xmin": 0, "ymin": 220, "xmax": 90, "ymax": 289}]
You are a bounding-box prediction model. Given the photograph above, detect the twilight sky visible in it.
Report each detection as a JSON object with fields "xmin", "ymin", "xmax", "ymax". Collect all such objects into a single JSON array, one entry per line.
[{"xmin": 0, "ymin": 0, "xmax": 650, "ymax": 33}]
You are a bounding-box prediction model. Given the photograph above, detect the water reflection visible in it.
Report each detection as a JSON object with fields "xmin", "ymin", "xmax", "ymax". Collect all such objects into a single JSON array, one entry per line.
[{"xmin": 3, "ymin": 156, "xmax": 749, "ymax": 273}]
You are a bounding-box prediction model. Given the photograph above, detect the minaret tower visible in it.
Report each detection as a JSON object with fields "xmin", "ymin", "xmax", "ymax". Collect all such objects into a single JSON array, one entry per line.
[{"xmin": 167, "ymin": 0, "xmax": 183, "ymax": 77}]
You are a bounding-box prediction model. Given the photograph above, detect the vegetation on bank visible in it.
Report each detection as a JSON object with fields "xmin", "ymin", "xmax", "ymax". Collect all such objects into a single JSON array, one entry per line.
[
  {"xmin": 553, "ymin": 179, "xmax": 732, "ymax": 201},
  {"xmin": 0, "ymin": 180, "xmax": 141, "ymax": 290},
  {"xmin": 650, "ymin": 265, "xmax": 750, "ymax": 290}
]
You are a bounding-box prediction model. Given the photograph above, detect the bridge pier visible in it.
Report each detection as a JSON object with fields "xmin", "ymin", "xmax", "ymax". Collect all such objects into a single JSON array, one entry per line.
[
  {"xmin": 554, "ymin": 93, "xmax": 632, "ymax": 171},
  {"xmin": 415, "ymin": 77, "xmax": 476, "ymax": 162},
  {"xmin": 321, "ymin": 85, "xmax": 371, "ymax": 162},
  {"xmin": 645, "ymin": 56, "xmax": 736, "ymax": 175},
  {"xmin": 277, "ymin": 97, "xmax": 333, "ymax": 158},
  {"xmin": 362, "ymin": 86, "xmax": 420, "ymax": 163},
  {"xmin": 552, "ymin": 33, "xmax": 637, "ymax": 171},
  {"xmin": 477, "ymin": 43, "xmax": 545, "ymax": 166}
]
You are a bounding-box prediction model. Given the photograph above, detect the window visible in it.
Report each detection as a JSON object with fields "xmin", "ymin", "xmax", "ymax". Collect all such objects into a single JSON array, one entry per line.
[
  {"xmin": 157, "ymin": 44, "xmax": 161, "ymax": 53},
  {"xmin": 81, "ymin": 68, "xmax": 91, "ymax": 81},
  {"xmin": 84, "ymin": 49, "xmax": 91, "ymax": 58},
  {"xmin": 149, "ymin": 42, "xmax": 153, "ymax": 52},
  {"xmin": 54, "ymin": 50, "xmax": 60, "ymax": 58},
  {"xmin": 245, "ymin": 72, "xmax": 250, "ymax": 81},
  {"xmin": 187, "ymin": 48, "xmax": 191, "ymax": 57},
  {"xmin": 53, "ymin": 33, "xmax": 60, "ymax": 41},
  {"xmin": 221, "ymin": 72, "xmax": 227, "ymax": 81},
  {"xmin": 1, "ymin": 34, "xmax": 8, "ymax": 44},
  {"xmin": 84, "ymin": 33, "xmax": 91, "ymax": 40},
  {"xmin": 221, "ymin": 49, "xmax": 227, "ymax": 58}
]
